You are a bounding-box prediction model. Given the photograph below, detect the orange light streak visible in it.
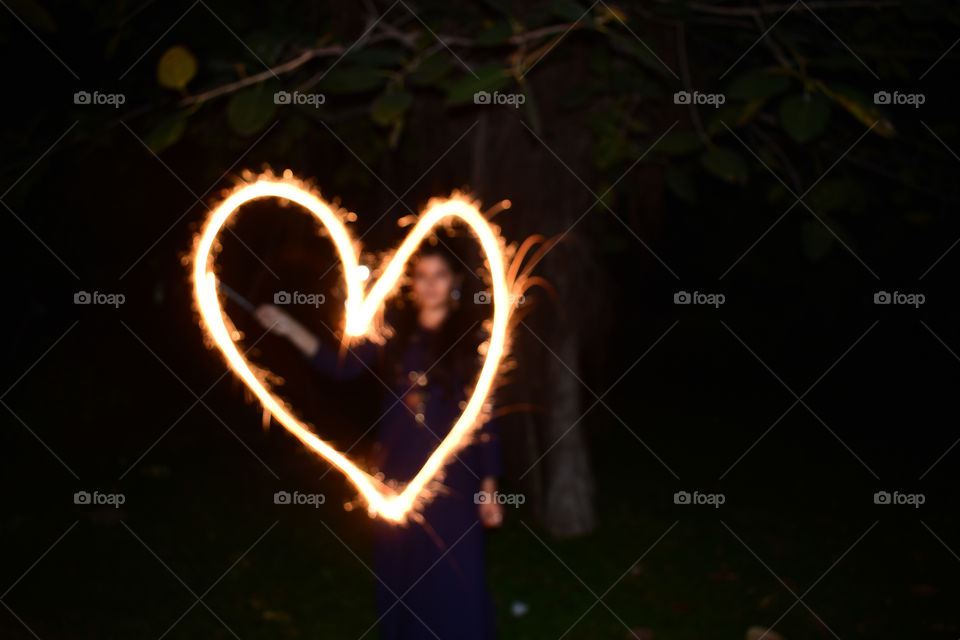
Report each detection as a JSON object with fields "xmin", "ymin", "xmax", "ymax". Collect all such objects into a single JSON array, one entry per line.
[{"xmin": 192, "ymin": 173, "xmax": 511, "ymax": 522}]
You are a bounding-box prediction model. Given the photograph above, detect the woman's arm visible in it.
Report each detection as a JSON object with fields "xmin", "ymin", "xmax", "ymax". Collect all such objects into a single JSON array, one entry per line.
[
  {"xmin": 306, "ymin": 334, "xmax": 379, "ymax": 380},
  {"xmin": 254, "ymin": 303, "xmax": 318, "ymax": 356},
  {"xmin": 254, "ymin": 303, "xmax": 378, "ymax": 380}
]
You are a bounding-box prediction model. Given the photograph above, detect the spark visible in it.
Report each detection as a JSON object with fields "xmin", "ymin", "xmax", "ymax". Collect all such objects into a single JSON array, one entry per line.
[{"xmin": 192, "ymin": 172, "xmax": 513, "ymax": 523}]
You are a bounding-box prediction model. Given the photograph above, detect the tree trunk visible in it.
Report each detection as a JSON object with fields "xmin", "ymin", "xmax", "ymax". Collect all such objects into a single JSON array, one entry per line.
[{"xmin": 542, "ymin": 274, "xmax": 597, "ymax": 537}]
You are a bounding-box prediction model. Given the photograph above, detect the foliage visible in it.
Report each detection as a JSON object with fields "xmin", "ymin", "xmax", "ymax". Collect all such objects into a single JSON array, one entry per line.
[{"xmin": 3, "ymin": 0, "xmax": 960, "ymax": 264}]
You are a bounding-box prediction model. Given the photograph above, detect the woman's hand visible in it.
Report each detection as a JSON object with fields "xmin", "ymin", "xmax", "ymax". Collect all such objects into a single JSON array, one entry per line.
[
  {"xmin": 254, "ymin": 303, "xmax": 301, "ymax": 336},
  {"xmin": 477, "ymin": 477, "xmax": 503, "ymax": 529},
  {"xmin": 254, "ymin": 304, "xmax": 319, "ymax": 356}
]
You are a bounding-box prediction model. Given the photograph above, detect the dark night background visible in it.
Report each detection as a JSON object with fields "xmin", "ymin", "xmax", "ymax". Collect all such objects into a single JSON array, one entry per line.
[{"xmin": 2, "ymin": 1, "xmax": 959, "ymax": 638}]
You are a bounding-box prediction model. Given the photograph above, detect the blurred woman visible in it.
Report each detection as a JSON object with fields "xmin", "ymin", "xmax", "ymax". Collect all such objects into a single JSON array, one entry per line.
[{"xmin": 255, "ymin": 238, "xmax": 503, "ymax": 639}]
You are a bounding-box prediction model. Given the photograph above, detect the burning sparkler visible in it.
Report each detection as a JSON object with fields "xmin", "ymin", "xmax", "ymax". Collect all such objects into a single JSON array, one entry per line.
[{"xmin": 192, "ymin": 171, "xmax": 519, "ymax": 523}]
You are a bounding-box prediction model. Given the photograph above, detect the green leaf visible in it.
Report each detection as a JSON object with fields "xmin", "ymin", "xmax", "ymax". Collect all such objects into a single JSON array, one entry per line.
[
  {"xmin": 656, "ymin": 130, "xmax": 703, "ymax": 156},
  {"xmin": 271, "ymin": 115, "xmax": 309, "ymax": 156},
  {"xmin": 521, "ymin": 83, "xmax": 542, "ymax": 135},
  {"xmin": 321, "ymin": 65, "xmax": 385, "ymax": 94},
  {"xmin": 584, "ymin": 110, "xmax": 616, "ymax": 137},
  {"xmin": 444, "ymin": 65, "xmax": 510, "ymax": 105},
  {"xmin": 586, "ymin": 110, "xmax": 628, "ymax": 169},
  {"xmin": 483, "ymin": 0, "xmax": 512, "ymax": 15},
  {"xmin": 144, "ymin": 111, "xmax": 188, "ymax": 153},
  {"xmin": 608, "ymin": 33, "xmax": 671, "ymax": 77},
  {"xmin": 475, "ymin": 21, "xmax": 513, "ymax": 46},
  {"xmin": 593, "ymin": 134, "xmax": 628, "ymax": 170},
  {"xmin": 665, "ymin": 165, "xmax": 697, "ymax": 203},
  {"xmin": 765, "ymin": 182, "xmax": 790, "ymax": 205},
  {"xmin": 627, "ymin": 117, "xmax": 649, "ymax": 135},
  {"xmin": 700, "ymin": 146, "xmax": 748, "ymax": 184},
  {"xmin": 371, "ymin": 90, "xmax": 413, "ymax": 126},
  {"xmin": 779, "ymin": 93, "xmax": 830, "ymax": 144},
  {"xmin": 817, "ymin": 82, "xmax": 895, "ymax": 138},
  {"xmin": 551, "ymin": 0, "xmax": 589, "ymax": 22},
  {"xmin": 227, "ymin": 84, "xmax": 277, "ymax": 136},
  {"xmin": 726, "ymin": 70, "xmax": 790, "ymax": 101},
  {"xmin": 588, "ymin": 45, "xmax": 613, "ymax": 77},
  {"xmin": 7, "ymin": 0, "xmax": 56, "ymax": 32},
  {"xmin": 654, "ymin": 2, "xmax": 692, "ymax": 19},
  {"xmin": 242, "ymin": 30, "xmax": 286, "ymax": 66},
  {"xmin": 157, "ymin": 45, "xmax": 197, "ymax": 90},
  {"xmin": 560, "ymin": 85, "xmax": 595, "ymax": 110},
  {"xmin": 408, "ymin": 53, "xmax": 453, "ymax": 86},
  {"xmin": 707, "ymin": 100, "xmax": 764, "ymax": 136}
]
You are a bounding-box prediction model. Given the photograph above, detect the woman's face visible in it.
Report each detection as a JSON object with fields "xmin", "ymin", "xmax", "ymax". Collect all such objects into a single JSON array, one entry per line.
[{"xmin": 411, "ymin": 254, "xmax": 456, "ymax": 311}]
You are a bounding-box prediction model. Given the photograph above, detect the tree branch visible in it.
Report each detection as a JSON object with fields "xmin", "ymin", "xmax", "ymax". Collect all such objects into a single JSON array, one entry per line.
[
  {"xmin": 176, "ymin": 19, "xmax": 586, "ymax": 108},
  {"xmin": 178, "ymin": 45, "xmax": 346, "ymax": 107},
  {"xmin": 662, "ymin": 0, "xmax": 900, "ymax": 16}
]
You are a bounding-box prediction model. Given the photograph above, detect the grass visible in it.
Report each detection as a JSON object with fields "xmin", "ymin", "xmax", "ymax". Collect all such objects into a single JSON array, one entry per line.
[{"xmin": 2, "ymin": 337, "xmax": 956, "ymax": 639}]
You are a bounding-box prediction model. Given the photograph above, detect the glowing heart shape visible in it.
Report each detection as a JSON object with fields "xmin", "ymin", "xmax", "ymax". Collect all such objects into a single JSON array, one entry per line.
[{"xmin": 192, "ymin": 173, "xmax": 510, "ymax": 522}]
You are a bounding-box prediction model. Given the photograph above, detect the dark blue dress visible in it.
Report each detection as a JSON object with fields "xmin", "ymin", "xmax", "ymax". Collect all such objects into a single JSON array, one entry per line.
[{"xmin": 307, "ymin": 321, "xmax": 503, "ymax": 640}]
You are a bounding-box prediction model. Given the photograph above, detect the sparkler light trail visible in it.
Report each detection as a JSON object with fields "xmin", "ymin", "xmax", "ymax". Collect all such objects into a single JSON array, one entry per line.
[{"xmin": 191, "ymin": 171, "xmax": 514, "ymax": 523}]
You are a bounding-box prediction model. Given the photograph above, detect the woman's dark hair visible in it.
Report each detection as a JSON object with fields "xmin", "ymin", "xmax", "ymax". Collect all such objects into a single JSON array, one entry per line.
[{"xmin": 384, "ymin": 232, "xmax": 488, "ymax": 399}]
